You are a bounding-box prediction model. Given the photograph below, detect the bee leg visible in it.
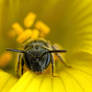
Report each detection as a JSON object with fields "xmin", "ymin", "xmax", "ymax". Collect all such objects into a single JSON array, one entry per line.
[
  {"xmin": 21, "ymin": 58, "xmax": 24, "ymax": 75},
  {"xmin": 51, "ymin": 55, "xmax": 54, "ymax": 76},
  {"xmin": 16, "ymin": 54, "xmax": 21, "ymax": 77},
  {"xmin": 52, "ymin": 44, "xmax": 72, "ymax": 68}
]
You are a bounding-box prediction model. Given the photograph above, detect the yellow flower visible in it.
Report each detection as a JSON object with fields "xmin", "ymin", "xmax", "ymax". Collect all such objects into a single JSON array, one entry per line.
[
  {"xmin": 8, "ymin": 11, "xmax": 92, "ymax": 92},
  {"xmin": 0, "ymin": 0, "xmax": 92, "ymax": 92}
]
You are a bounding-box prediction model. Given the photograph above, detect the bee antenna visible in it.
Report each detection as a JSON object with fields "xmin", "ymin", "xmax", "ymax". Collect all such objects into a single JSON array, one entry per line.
[
  {"xmin": 41, "ymin": 50, "xmax": 67, "ymax": 58},
  {"xmin": 6, "ymin": 48, "xmax": 25, "ymax": 53},
  {"xmin": 47, "ymin": 50, "xmax": 67, "ymax": 53}
]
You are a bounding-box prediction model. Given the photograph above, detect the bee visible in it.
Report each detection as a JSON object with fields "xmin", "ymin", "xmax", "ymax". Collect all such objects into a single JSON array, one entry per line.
[{"xmin": 6, "ymin": 39, "xmax": 71, "ymax": 76}]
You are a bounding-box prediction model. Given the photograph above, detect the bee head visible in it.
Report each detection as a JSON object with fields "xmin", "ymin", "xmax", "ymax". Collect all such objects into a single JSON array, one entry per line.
[{"xmin": 24, "ymin": 45, "xmax": 49, "ymax": 72}]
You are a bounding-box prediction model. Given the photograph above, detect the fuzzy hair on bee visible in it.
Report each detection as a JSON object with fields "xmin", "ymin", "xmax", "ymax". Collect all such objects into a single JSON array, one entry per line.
[{"xmin": 6, "ymin": 39, "xmax": 71, "ymax": 77}]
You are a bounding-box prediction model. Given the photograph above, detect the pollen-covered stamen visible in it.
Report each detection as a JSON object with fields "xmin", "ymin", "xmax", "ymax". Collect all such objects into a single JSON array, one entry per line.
[
  {"xmin": 12, "ymin": 23, "xmax": 24, "ymax": 35},
  {"xmin": 35, "ymin": 21, "xmax": 50, "ymax": 37},
  {"xmin": 8, "ymin": 12, "xmax": 50, "ymax": 45},
  {"xmin": 24, "ymin": 12, "xmax": 36, "ymax": 28},
  {"xmin": 31, "ymin": 29, "xmax": 39, "ymax": 39},
  {"xmin": 17, "ymin": 29, "xmax": 32, "ymax": 43},
  {"xmin": 0, "ymin": 52, "xmax": 12, "ymax": 67}
]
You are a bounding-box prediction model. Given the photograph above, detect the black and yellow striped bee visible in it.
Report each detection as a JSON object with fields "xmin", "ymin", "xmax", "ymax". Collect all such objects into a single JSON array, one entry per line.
[{"xmin": 6, "ymin": 39, "xmax": 71, "ymax": 76}]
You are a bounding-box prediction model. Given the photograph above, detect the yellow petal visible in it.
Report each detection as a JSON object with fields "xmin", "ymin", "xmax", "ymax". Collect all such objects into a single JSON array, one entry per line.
[
  {"xmin": 9, "ymin": 71, "xmax": 65, "ymax": 92},
  {"xmin": 60, "ymin": 66, "xmax": 92, "ymax": 92},
  {"xmin": 0, "ymin": 70, "xmax": 17, "ymax": 92},
  {"xmin": 63, "ymin": 51, "xmax": 92, "ymax": 92},
  {"xmin": 24, "ymin": 12, "xmax": 36, "ymax": 28},
  {"xmin": 60, "ymin": 0, "xmax": 92, "ymax": 54}
]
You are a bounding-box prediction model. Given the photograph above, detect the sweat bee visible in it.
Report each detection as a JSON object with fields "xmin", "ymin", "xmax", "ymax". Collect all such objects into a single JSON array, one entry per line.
[{"xmin": 6, "ymin": 39, "xmax": 71, "ymax": 76}]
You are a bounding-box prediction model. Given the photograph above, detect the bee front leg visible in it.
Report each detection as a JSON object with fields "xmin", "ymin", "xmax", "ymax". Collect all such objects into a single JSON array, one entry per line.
[
  {"xmin": 16, "ymin": 54, "xmax": 21, "ymax": 77},
  {"xmin": 16, "ymin": 54, "xmax": 24, "ymax": 77},
  {"xmin": 51, "ymin": 55, "xmax": 54, "ymax": 76},
  {"xmin": 52, "ymin": 44, "xmax": 72, "ymax": 68},
  {"xmin": 21, "ymin": 58, "xmax": 24, "ymax": 75}
]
